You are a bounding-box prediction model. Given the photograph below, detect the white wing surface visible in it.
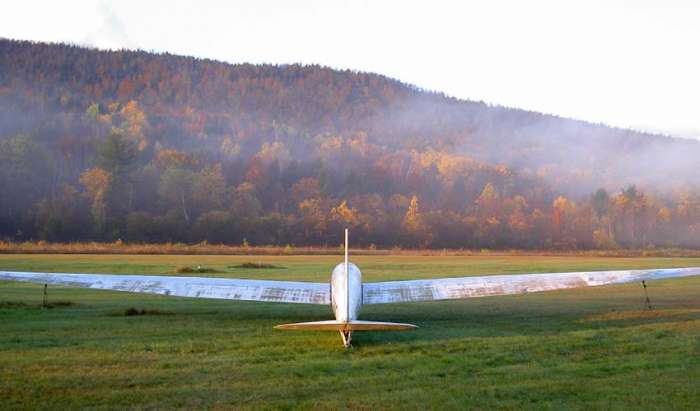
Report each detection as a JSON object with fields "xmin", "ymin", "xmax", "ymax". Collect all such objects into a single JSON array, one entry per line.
[
  {"xmin": 0, "ymin": 271, "xmax": 330, "ymax": 304},
  {"xmin": 362, "ymin": 267, "xmax": 700, "ymax": 304}
]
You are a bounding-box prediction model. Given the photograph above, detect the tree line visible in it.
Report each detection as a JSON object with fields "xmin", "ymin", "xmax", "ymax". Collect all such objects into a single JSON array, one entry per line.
[{"xmin": 2, "ymin": 126, "xmax": 699, "ymax": 249}]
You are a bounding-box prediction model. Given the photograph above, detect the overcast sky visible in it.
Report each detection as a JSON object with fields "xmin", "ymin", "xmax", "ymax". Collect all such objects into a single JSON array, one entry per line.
[{"xmin": 2, "ymin": 0, "xmax": 699, "ymax": 139}]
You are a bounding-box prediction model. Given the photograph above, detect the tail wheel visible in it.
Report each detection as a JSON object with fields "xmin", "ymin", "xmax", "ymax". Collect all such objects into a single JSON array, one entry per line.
[{"xmin": 340, "ymin": 330, "xmax": 353, "ymax": 348}]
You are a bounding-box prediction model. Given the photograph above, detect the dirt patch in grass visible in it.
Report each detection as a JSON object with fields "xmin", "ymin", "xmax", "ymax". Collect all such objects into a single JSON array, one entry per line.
[
  {"xmin": 120, "ymin": 307, "xmax": 174, "ymax": 316},
  {"xmin": 43, "ymin": 301, "xmax": 79, "ymax": 309},
  {"xmin": 175, "ymin": 265, "xmax": 221, "ymax": 274},
  {"xmin": 229, "ymin": 262, "xmax": 286, "ymax": 269}
]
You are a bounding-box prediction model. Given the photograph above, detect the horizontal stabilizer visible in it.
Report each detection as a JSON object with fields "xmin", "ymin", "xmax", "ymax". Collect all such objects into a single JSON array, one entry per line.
[{"xmin": 274, "ymin": 320, "xmax": 417, "ymax": 331}]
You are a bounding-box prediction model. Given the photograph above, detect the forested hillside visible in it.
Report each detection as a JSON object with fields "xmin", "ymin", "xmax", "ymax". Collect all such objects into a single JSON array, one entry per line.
[{"xmin": 1, "ymin": 38, "xmax": 699, "ymax": 248}]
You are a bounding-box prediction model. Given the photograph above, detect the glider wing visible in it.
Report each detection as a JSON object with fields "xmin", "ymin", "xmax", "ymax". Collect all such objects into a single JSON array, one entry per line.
[
  {"xmin": 362, "ymin": 267, "xmax": 700, "ymax": 304},
  {"xmin": 0, "ymin": 271, "xmax": 330, "ymax": 305}
]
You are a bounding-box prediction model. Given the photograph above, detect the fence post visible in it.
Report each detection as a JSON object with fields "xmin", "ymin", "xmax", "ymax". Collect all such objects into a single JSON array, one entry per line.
[
  {"xmin": 42, "ymin": 284, "xmax": 48, "ymax": 309},
  {"xmin": 641, "ymin": 280, "xmax": 653, "ymax": 311}
]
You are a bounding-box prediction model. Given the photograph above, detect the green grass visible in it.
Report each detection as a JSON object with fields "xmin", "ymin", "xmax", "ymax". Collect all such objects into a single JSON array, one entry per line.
[{"xmin": 1, "ymin": 254, "xmax": 699, "ymax": 410}]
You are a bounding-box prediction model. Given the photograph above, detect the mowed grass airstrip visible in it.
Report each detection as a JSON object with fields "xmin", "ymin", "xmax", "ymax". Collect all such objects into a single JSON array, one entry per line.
[{"xmin": 1, "ymin": 254, "xmax": 699, "ymax": 410}]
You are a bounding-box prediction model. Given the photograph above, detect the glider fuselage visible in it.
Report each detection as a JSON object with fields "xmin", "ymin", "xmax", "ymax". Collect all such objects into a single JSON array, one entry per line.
[{"xmin": 331, "ymin": 262, "xmax": 362, "ymax": 322}]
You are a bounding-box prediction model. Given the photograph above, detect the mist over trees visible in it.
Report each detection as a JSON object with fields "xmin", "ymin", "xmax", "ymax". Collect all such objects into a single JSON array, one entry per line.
[{"xmin": 1, "ymin": 38, "xmax": 700, "ymax": 249}]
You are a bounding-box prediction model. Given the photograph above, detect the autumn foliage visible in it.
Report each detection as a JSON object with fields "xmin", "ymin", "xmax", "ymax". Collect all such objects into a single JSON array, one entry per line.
[{"xmin": 1, "ymin": 39, "xmax": 700, "ymax": 249}]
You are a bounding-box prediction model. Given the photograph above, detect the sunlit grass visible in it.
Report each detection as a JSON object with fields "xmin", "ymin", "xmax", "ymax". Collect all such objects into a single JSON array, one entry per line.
[{"xmin": 1, "ymin": 254, "xmax": 699, "ymax": 409}]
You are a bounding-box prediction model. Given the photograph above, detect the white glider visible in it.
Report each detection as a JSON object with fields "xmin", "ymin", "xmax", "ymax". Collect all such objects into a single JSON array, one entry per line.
[{"xmin": 1, "ymin": 230, "xmax": 699, "ymax": 347}]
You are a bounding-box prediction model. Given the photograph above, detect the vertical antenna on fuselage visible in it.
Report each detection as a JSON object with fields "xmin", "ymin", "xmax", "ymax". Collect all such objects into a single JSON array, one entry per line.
[{"xmin": 345, "ymin": 228, "xmax": 349, "ymax": 322}]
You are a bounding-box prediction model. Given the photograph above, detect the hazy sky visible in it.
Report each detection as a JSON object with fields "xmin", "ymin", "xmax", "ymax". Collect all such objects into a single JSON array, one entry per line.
[{"xmin": 2, "ymin": 0, "xmax": 699, "ymax": 139}]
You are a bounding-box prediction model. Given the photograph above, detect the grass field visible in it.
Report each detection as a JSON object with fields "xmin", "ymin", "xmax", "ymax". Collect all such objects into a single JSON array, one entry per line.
[{"xmin": 1, "ymin": 254, "xmax": 700, "ymax": 410}]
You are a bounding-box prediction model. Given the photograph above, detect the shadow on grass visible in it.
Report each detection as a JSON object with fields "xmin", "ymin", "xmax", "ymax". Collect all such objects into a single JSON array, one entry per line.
[
  {"xmin": 177, "ymin": 298, "xmax": 700, "ymax": 347},
  {"xmin": 346, "ymin": 311, "xmax": 700, "ymax": 347},
  {"xmin": 0, "ymin": 300, "xmax": 79, "ymax": 309}
]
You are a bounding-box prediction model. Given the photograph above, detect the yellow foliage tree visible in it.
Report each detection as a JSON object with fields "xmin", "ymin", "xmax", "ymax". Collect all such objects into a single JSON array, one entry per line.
[
  {"xmin": 552, "ymin": 195, "xmax": 577, "ymax": 247},
  {"xmin": 329, "ymin": 200, "xmax": 359, "ymax": 229},
  {"xmin": 79, "ymin": 168, "xmax": 112, "ymax": 233},
  {"xmin": 401, "ymin": 195, "xmax": 431, "ymax": 247},
  {"xmin": 120, "ymin": 100, "xmax": 149, "ymax": 151}
]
